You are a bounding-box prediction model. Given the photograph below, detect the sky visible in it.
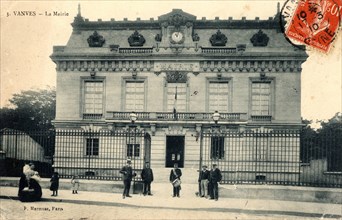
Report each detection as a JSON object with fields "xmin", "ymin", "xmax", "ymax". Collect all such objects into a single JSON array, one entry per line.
[{"xmin": 1, "ymin": 0, "xmax": 341, "ymax": 124}]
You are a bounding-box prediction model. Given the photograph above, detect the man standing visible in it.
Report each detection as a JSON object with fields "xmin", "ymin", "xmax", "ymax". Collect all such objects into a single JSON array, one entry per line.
[
  {"xmin": 209, "ymin": 164, "xmax": 222, "ymax": 201},
  {"xmin": 198, "ymin": 165, "xmax": 210, "ymax": 198},
  {"xmin": 141, "ymin": 162, "xmax": 154, "ymax": 196},
  {"xmin": 120, "ymin": 159, "xmax": 136, "ymax": 199},
  {"xmin": 169, "ymin": 163, "xmax": 182, "ymax": 197}
]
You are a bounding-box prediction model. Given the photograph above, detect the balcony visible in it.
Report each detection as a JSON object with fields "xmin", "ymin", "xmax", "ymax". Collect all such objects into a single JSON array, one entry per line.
[{"xmin": 106, "ymin": 111, "xmax": 248, "ymax": 122}]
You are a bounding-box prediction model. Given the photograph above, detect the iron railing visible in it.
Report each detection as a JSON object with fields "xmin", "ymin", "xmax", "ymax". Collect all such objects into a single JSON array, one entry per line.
[{"xmin": 0, "ymin": 128, "xmax": 341, "ymax": 187}]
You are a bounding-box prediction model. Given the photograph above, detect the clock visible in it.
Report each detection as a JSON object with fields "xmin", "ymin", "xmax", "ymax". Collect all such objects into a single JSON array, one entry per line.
[{"xmin": 171, "ymin": 31, "xmax": 184, "ymax": 44}]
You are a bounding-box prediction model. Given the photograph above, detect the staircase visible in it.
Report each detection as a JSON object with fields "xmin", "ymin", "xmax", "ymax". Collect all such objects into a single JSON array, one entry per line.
[{"xmin": 152, "ymin": 168, "xmax": 199, "ymax": 184}]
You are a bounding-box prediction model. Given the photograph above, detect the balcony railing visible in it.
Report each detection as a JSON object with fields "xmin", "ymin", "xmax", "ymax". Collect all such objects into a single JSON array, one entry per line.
[
  {"xmin": 83, "ymin": 114, "xmax": 103, "ymax": 120},
  {"xmin": 251, "ymin": 115, "xmax": 272, "ymax": 122},
  {"xmin": 118, "ymin": 47, "xmax": 153, "ymax": 54},
  {"xmin": 106, "ymin": 111, "xmax": 248, "ymax": 122}
]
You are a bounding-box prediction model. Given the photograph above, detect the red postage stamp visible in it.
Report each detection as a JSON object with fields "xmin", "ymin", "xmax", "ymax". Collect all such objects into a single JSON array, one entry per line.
[{"xmin": 285, "ymin": 0, "xmax": 341, "ymax": 53}]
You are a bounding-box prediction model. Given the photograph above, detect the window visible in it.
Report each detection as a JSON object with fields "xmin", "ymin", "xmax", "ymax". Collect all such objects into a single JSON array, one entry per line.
[
  {"xmin": 125, "ymin": 81, "xmax": 145, "ymax": 111},
  {"xmin": 167, "ymin": 83, "xmax": 187, "ymax": 112},
  {"xmin": 208, "ymin": 82, "xmax": 229, "ymax": 112},
  {"xmin": 86, "ymin": 138, "xmax": 99, "ymax": 156},
  {"xmin": 251, "ymin": 82, "xmax": 271, "ymax": 116},
  {"xmin": 127, "ymin": 144, "xmax": 140, "ymax": 157},
  {"xmin": 211, "ymin": 136, "xmax": 225, "ymax": 159},
  {"xmin": 84, "ymin": 81, "xmax": 104, "ymax": 117}
]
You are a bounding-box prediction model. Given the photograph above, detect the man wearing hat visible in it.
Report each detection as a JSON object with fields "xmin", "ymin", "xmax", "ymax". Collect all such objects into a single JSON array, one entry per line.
[
  {"xmin": 198, "ymin": 165, "xmax": 210, "ymax": 198},
  {"xmin": 209, "ymin": 164, "xmax": 222, "ymax": 201},
  {"xmin": 120, "ymin": 159, "xmax": 136, "ymax": 199},
  {"xmin": 141, "ymin": 162, "xmax": 154, "ymax": 196}
]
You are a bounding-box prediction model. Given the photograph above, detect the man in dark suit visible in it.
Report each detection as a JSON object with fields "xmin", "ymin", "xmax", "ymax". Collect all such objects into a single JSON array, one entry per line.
[
  {"xmin": 209, "ymin": 164, "xmax": 222, "ymax": 201},
  {"xmin": 141, "ymin": 162, "xmax": 154, "ymax": 196},
  {"xmin": 169, "ymin": 163, "xmax": 182, "ymax": 197},
  {"xmin": 120, "ymin": 159, "xmax": 136, "ymax": 199}
]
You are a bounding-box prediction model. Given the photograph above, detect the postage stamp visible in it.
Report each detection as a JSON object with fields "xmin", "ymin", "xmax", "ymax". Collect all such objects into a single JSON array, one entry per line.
[{"xmin": 285, "ymin": 0, "xmax": 341, "ymax": 53}]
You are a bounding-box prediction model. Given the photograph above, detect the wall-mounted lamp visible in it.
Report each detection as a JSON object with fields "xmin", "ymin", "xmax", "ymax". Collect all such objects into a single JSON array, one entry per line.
[
  {"xmin": 129, "ymin": 111, "xmax": 137, "ymax": 124},
  {"xmin": 212, "ymin": 111, "xmax": 220, "ymax": 125}
]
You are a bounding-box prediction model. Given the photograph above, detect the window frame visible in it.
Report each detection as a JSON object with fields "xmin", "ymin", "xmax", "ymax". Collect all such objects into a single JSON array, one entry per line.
[
  {"xmin": 206, "ymin": 77, "xmax": 232, "ymax": 113},
  {"xmin": 121, "ymin": 76, "xmax": 147, "ymax": 112},
  {"xmin": 85, "ymin": 137, "xmax": 100, "ymax": 157},
  {"xmin": 164, "ymin": 82, "xmax": 189, "ymax": 112},
  {"xmin": 249, "ymin": 77, "xmax": 275, "ymax": 119},
  {"xmin": 80, "ymin": 77, "xmax": 106, "ymax": 119}
]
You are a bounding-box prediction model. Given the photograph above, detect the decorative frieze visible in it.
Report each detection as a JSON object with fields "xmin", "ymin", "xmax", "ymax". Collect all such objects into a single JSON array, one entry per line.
[
  {"xmin": 54, "ymin": 60, "xmax": 303, "ymax": 72},
  {"xmin": 55, "ymin": 60, "xmax": 153, "ymax": 72},
  {"xmin": 199, "ymin": 60, "xmax": 302, "ymax": 72}
]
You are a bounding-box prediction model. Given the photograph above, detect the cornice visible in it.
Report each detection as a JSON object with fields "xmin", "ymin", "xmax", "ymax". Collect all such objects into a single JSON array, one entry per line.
[{"xmin": 52, "ymin": 59, "xmax": 305, "ymax": 73}]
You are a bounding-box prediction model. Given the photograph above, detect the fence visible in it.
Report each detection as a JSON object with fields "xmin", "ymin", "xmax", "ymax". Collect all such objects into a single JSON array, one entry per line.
[{"xmin": 0, "ymin": 128, "xmax": 341, "ymax": 187}]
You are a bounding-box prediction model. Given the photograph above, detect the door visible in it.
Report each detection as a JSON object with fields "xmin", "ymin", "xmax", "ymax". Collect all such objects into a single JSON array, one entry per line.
[{"xmin": 166, "ymin": 136, "xmax": 184, "ymax": 168}]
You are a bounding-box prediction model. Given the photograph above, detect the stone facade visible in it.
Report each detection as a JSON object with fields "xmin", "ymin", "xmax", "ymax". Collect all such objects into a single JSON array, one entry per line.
[{"xmin": 51, "ymin": 8, "xmax": 307, "ymax": 182}]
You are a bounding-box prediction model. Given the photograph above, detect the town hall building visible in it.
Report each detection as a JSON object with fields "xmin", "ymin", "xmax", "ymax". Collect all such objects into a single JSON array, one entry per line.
[{"xmin": 50, "ymin": 7, "xmax": 308, "ymax": 183}]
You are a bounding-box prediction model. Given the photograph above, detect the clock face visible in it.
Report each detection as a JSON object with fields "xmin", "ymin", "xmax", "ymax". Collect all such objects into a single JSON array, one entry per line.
[{"xmin": 171, "ymin": 31, "xmax": 184, "ymax": 43}]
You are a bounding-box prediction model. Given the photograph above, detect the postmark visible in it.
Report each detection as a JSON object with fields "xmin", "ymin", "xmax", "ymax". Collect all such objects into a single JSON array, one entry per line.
[{"xmin": 284, "ymin": 0, "xmax": 341, "ymax": 53}]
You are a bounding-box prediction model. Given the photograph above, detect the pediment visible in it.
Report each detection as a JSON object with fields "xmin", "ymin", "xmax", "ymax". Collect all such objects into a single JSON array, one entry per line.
[{"xmin": 158, "ymin": 9, "xmax": 196, "ymax": 26}]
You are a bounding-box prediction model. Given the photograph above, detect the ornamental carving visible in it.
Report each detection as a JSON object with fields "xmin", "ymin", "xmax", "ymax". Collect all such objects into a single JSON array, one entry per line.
[
  {"xmin": 166, "ymin": 72, "xmax": 188, "ymax": 83},
  {"xmin": 128, "ymin": 30, "xmax": 146, "ymax": 47},
  {"xmin": 210, "ymin": 30, "xmax": 227, "ymax": 46},
  {"xmin": 168, "ymin": 14, "xmax": 187, "ymax": 28},
  {"xmin": 155, "ymin": 34, "xmax": 162, "ymax": 42},
  {"xmin": 192, "ymin": 33, "xmax": 200, "ymax": 42},
  {"xmin": 250, "ymin": 30, "xmax": 269, "ymax": 47},
  {"xmin": 87, "ymin": 31, "xmax": 105, "ymax": 47}
]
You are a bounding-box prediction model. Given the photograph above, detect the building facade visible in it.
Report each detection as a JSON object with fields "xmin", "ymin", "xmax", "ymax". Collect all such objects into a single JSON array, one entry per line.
[{"xmin": 51, "ymin": 8, "xmax": 308, "ymax": 183}]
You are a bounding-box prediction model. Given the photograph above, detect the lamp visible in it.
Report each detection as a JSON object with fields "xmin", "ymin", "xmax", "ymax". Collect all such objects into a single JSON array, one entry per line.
[
  {"xmin": 129, "ymin": 112, "xmax": 137, "ymax": 124},
  {"xmin": 212, "ymin": 111, "xmax": 220, "ymax": 124}
]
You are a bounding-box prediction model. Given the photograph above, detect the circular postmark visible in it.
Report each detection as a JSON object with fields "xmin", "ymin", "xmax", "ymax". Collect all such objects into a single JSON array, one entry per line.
[{"xmin": 280, "ymin": 0, "xmax": 341, "ymax": 53}]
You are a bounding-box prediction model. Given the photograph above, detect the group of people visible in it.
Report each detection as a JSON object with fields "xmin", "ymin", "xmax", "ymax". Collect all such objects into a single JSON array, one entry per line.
[
  {"xmin": 49, "ymin": 173, "xmax": 80, "ymax": 196},
  {"xmin": 119, "ymin": 159, "xmax": 222, "ymax": 201},
  {"xmin": 18, "ymin": 162, "xmax": 80, "ymax": 202},
  {"xmin": 198, "ymin": 164, "xmax": 222, "ymax": 201}
]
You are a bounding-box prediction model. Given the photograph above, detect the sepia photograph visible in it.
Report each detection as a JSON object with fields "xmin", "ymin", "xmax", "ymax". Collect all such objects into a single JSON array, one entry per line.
[{"xmin": 0, "ymin": 0, "xmax": 341, "ymax": 219}]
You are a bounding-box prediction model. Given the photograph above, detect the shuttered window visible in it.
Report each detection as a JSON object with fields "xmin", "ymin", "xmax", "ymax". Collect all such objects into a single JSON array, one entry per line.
[
  {"xmin": 251, "ymin": 82, "xmax": 271, "ymax": 115},
  {"xmin": 125, "ymin": 81, "xmax": 145, "ymax": 112},
  {"xmin": 208, "ymin": 82, "xmax": 229, "ymax": 112}
]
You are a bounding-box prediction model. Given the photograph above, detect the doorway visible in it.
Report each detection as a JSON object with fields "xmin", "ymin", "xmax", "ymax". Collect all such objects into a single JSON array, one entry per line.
[{"xmin": 166, "ymin": 136, "xmax": 184, "ymax": 168}]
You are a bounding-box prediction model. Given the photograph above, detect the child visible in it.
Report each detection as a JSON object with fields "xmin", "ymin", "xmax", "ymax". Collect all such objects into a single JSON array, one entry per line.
[
  {"xmin": 50, "ymin": 172, "xmax": 59, "ymax": 196},
  {"xmin": 71, "ymin": 175, "xmax": 80, "ymax": 194}
]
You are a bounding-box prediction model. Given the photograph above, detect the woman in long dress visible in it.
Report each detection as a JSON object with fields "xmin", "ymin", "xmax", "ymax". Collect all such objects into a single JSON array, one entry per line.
[{"xmin": 18, "ymin": 162, "xmax": 42, "ymax": 202}]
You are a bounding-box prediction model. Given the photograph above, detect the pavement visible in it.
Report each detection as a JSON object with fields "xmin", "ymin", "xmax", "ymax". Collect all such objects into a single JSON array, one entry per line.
[{"xmin": 1, "ymin": 183, "xmax": 341, "ymax": 220}]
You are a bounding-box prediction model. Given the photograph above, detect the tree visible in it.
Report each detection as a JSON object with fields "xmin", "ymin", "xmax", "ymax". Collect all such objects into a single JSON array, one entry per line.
[
  {"xmin": 0, "ymin": 87, "xmax": 56, "ymax": 131},
  {"xmin": 300, "ymin": 113, "xmax": 342, "ymax": 171}
]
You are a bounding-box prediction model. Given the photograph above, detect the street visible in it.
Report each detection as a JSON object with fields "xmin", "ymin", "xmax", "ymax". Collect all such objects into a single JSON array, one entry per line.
[{"xmin": 1, "ymin": 186, "xmax": 341, "ymax": 220}]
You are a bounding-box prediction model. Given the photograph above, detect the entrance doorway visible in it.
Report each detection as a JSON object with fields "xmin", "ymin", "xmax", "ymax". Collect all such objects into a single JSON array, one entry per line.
[{"xmin": 166, "ymin": 136, "xmax": 184, "ymax": 168}]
